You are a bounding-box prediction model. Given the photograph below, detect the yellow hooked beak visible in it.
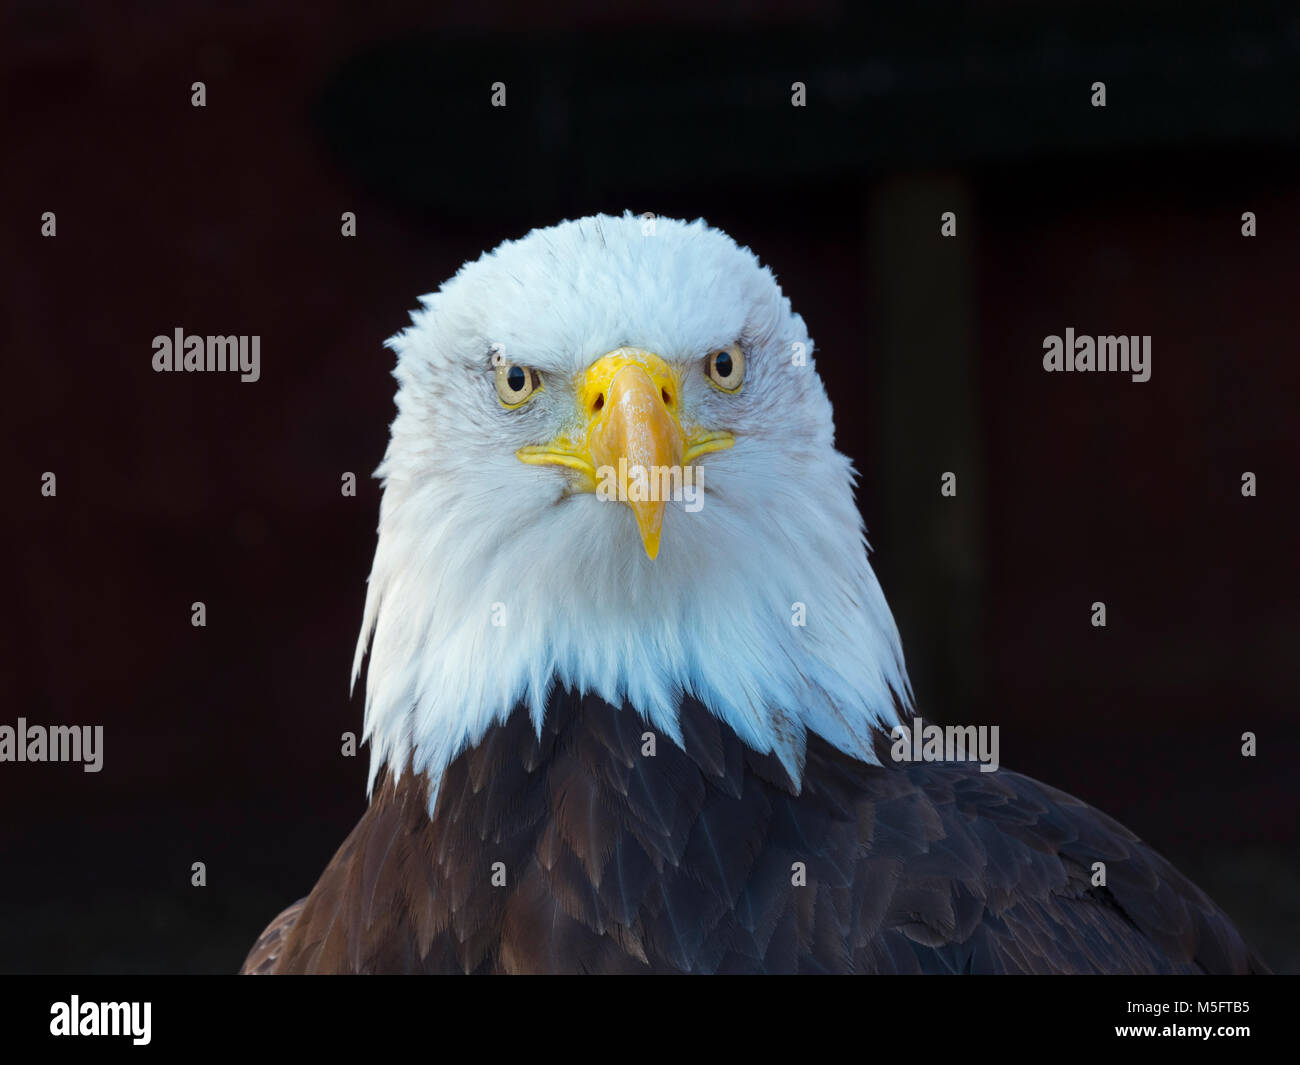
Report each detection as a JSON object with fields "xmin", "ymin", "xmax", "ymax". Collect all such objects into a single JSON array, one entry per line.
[{"xmin": 516, "ymin": 349, "xmax": 733, "ymax": 559}]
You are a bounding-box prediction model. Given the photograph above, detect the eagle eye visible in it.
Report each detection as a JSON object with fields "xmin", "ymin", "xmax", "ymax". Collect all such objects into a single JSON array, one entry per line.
[
  {"xmin": 705, "ymin": 343, "xmax": 744, "ymax": 393},
  {"xmin": 495, "ymin": 362, "xmax": 542, "ymax": 407}
]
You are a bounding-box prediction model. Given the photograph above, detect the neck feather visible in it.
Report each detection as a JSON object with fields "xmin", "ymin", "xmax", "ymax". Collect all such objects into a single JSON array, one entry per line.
[{"xmin": 353, "ymin": 444, "xmax": 912, "ymax": 813}]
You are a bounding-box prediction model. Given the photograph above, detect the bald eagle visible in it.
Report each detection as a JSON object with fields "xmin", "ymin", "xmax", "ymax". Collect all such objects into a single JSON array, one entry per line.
[{"xmin": 244, "ymin": 214, "xmax": 1264, "ymax": 974}]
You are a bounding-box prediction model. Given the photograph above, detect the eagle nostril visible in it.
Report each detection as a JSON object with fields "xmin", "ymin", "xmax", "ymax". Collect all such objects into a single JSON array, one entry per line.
[
  {"xmin": 592, "ymin": 393, "xmax": 604, "ymax": 413},
  {"xmin": 661, "ymin": 388, "xmax": 672, "ymax": 406}
]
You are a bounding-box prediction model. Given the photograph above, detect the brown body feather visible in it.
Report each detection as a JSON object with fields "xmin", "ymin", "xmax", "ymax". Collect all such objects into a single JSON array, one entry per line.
[{"xmin": 244, "ymin": 689, "xmax": 1265, "ymax": 974}]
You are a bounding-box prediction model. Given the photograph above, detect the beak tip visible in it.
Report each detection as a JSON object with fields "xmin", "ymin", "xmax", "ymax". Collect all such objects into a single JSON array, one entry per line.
[{"xmin": 633, "ymin": 508, "xmax": 664, "ymax": 561}]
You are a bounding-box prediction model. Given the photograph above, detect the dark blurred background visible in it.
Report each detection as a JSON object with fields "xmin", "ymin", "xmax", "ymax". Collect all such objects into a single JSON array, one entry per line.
[{"xmin": 4, "ymin": 1, "xmax": 1297, "ymax": 973}]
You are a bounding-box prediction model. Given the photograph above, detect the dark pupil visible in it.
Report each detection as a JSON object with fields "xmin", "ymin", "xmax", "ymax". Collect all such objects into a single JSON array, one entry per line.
[
  {"xmin": 714, "ymin": 351, "xmax": 733, "ymax": 378},
  {"xmin": 507, "ymin": 366, "xmax": 527, "ymax": 392}
]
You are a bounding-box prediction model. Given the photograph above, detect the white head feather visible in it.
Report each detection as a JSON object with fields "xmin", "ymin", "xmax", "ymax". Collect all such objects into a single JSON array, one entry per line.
[{"xmin": 352, "ymin": 212, "xmax": 912, "ymax": 809}]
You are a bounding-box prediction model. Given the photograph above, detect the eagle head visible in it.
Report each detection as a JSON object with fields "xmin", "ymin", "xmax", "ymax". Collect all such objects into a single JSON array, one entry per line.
[{"xmin": 353, "ymin": 213, "xmax": 911, "ymax": 807}]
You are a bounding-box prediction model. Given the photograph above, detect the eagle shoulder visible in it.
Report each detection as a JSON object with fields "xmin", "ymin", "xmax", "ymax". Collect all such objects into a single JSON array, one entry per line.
[
  {"xmin": 240, "ymin": 898, "xmax": 306, "ymax": 975},
  {"xmin": 243, "ymin": 692, "xmax": 1266, "ymax": 974}
]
